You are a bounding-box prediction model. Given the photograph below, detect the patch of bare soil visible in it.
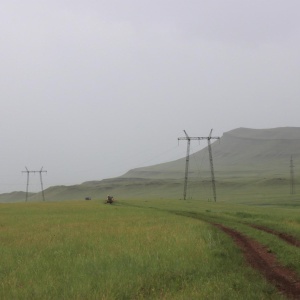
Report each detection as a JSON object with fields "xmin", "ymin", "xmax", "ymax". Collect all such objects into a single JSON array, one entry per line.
[
  {"xmin": 214, "ymin": 224, "xmax": 300, "ymax": 299},
  {"xmin": 250, "ymin": 224, "xmax": 300, "ymax": 248}
]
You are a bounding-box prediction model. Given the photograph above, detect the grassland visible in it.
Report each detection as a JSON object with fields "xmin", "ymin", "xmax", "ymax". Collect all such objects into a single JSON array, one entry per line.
[
  {"xmin": 3, "ymin": 193, "xmax": 300, "ymax": 299},
  {"xmin": 2, "ymin": 127, "xmax": 300, "ymax": 298}
]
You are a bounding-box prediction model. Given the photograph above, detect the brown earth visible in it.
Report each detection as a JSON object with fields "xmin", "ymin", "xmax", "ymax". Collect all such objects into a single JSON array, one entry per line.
[
  {"xmin": 250, "ymin": 224, "xmax": 300, "ymax": 248},
  {"xmin": 214, "ymin": 224, "xmax": 300, "ymax": 299}
]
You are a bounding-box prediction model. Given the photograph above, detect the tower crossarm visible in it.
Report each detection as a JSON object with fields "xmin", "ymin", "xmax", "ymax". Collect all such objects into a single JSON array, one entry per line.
[
  {"xmin": 178, "ymin": 137, "xmax": 206, "ymax": 141},
  {"xmin": 178, "ymin": 136, "xmax": 219, "ymax": 141}
]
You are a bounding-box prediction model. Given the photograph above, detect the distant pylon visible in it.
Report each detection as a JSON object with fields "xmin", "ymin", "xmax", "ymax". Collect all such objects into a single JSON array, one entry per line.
[
  {"xmin": 22, "ymin": 167, "xmax": 30, "ymax": 202},
  {"xmin": 39, "ymin": 167, "xmax": 46, "ymax": 201},
  {"xmin": 22, "ymin": 167, "xmax": 47, "ymax": 202},
  {"xmin": 207, "ymin": 129, "xmax": 220, "ymax": 202},
  {"xmin": 290, "ymin": 156, "xmax": 295, "ymax": 195}
]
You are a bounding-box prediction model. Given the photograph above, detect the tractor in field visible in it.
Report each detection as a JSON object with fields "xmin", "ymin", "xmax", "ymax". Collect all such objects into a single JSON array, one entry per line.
[{"xmin": 106, "ymin": 195, "xmax": 114, "ymax": 204}]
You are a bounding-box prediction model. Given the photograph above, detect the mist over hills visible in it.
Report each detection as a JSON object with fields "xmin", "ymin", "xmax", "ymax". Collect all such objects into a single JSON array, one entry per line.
[
  {"xmin": 1, "ymin": 127, "xmax": 299, "ymax": 202},
  {"xmin": 122, "ymin": 127, "xmax": 300, "ymax": 179}
]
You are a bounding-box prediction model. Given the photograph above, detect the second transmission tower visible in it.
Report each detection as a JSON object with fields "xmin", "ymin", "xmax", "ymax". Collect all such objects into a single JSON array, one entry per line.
[
  {"xmin": 22, "ymin": 167, "xmax": 47, "ymax": 202},
  {"xmin": 290, "ymin": 155, "xmax": 295, "ymax": 195},
  {"xmin": 207, "ymin": 129, "xmax": 220, "ymax": 202}
]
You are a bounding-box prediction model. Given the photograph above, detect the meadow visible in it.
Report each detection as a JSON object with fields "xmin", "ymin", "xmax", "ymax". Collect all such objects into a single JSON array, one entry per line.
[
  {"xmin": 3, "ymin": 127, "xmax": 299, "ymax": 298},
  {"xmin": 2, "ymin": 189, "xmax": 300, "ymax": 300}
]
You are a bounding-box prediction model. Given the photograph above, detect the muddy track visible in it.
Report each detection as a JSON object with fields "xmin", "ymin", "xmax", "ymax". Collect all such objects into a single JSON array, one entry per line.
[
  {"xmin": 249, "ymin": 224, "xmax": 300, "ymax": 248},
  {"xmin": 214, "ymin": 224, "xmax": 300, "ymax": 299}
]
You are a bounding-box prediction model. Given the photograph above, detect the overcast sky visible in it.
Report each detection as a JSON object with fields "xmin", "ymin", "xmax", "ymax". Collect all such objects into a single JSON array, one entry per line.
[{"xmin": 1, "ymin": 0, "xmax": 300, "ymax": 193}]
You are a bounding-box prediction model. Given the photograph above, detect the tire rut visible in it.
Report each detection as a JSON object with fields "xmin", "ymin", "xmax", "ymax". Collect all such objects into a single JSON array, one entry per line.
[
  {"xmin": 249, "ymin": 224, "xmax": 300, "ymax": 248},
  {"xmin": 214, "ymin": 223, "xmax": 300, "ymax": 299}
]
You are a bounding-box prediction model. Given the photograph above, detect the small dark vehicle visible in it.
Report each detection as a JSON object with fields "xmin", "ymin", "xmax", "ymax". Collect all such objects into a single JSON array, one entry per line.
[{"xmin": 106, "ymin": 195, "xmax": 114, "ymax": 204}]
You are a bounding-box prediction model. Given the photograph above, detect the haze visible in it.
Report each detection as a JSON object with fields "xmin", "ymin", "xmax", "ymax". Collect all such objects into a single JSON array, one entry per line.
[{"xmin": 1, "ymin": 0, "xmax": 300, "ymax": 193}]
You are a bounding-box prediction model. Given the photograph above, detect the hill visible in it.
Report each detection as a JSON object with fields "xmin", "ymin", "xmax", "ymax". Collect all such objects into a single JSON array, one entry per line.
[
  {"xmin": 122, "ymin": 127, "xmax": 300, "ymax": 180},
  {"xmin": 1, "ymin": 127, "xmax": 299, "ymax": 202}
]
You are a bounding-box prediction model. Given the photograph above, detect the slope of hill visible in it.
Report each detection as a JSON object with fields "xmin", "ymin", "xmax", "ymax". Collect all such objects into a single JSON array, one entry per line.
[
  {"xmin": 0, "ymin": 191, "xmax": 30, "ymax": 203},
  {"xmin": 122, "ymin": 127, "xmax": 300, "ymax": 180},
  {"xmin": 1, "ymin": 127, "xmax": 299, "ymax": 203}
]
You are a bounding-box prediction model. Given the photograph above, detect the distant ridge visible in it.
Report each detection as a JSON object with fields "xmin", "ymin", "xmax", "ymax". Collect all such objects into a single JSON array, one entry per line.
[
  {"xmin": 121, "ymin": 127, "xmax": 300, "ymax": 179},
  {"xmin": 1, "ymin": 127, "xmax": 300, "ymax": 202},
  {"xmin": 225, "ymin": 127, "xmax": 300, "ymax": 140}
]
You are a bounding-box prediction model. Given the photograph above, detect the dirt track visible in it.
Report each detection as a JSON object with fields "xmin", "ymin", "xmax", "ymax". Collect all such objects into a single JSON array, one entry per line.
[
  {"xmin": 249, "ymin": 224, "xmax": 300, "ymax": 248},
  {"xmin": 214, "ymin": 224, "xmax": 300, "ymax": 299}
]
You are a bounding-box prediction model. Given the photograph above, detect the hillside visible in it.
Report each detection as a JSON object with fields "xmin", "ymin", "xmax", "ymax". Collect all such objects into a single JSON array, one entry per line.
[
  {"xmin": 122, "ymin": 127, "xmax": 300, "ymax": 179},
  {"xmin": 1, "ymin": 127, "xmax": 299, "ymax": 202}
]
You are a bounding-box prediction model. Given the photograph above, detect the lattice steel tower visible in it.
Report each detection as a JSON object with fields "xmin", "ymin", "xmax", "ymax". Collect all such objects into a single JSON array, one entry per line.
[
  {"xmin": 22, "ymin": 167, "xmax": 47, "ymax": 201},
  {"xmin": 290, "ymin": 155, "xmax": 295, "ymax": 195},
  {"xmin": 178, "ymin": 129, "xmax": 220, "ymax": 201}
]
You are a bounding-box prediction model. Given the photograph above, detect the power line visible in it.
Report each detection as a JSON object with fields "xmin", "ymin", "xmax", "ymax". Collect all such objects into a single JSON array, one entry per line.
[{"xmin": 21, "ymin": 167, "xmax": 47, "ymax": 202}]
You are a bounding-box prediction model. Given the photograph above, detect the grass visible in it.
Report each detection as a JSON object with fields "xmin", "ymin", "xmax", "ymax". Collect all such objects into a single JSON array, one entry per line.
[
  {"xmin": 131, "ymin": 198, "xmax": 300, "ymax": 277},
  {"xmin": 0, "ymin": 200, "xmax": 286, "ymax": 299},
  {"xmin": 2, "ymin": 128, "xmax": 300, "ymax": 298},
  {"xmin": 1, "ymin": 170, "xmax": 298, "ymax": 204}
]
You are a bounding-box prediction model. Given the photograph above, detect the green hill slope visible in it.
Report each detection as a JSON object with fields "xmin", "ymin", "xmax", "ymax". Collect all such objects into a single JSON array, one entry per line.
[
  {"xmin": 0, "ymin": 191, "xmax": 30, "ymax": 203},
  {"xmin": 1, "ymin": 127, "xmax": 300, "ymax": 202},
  {"xmin": 122, "ymin": 127, "xmax": 300, "ymax": 180}
]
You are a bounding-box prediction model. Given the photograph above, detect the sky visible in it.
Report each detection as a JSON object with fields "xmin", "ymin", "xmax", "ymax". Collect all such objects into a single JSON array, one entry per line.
[{"xmin": 1, "ymin": 0, "xmax": 300, "ymax": 193}]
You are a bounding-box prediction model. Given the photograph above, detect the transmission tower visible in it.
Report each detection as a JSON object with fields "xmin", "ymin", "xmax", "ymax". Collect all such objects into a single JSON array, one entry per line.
[
  {"xmin": 178, "ymin": 130, "xmax": 193, "ymax": 200},
  {"xmin": 22, "ymin": 167, "xmax": 47, "ymax": 202},
  {"xmin": 207, "ymin": 129, "xmax": 220, "ymax": 202},
  {"xmin": 290, "ymin": 155, "xmax": 295, "ymax": 195},
  {"xmin": 178, "ymin": 129, "xmax": 220, "ymax": 201}
]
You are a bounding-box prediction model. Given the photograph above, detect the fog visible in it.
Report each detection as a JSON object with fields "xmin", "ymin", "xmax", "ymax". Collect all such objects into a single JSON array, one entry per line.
[{"xmin": 1, "ymin": 0, "xmax": 299, "ymax": 192}]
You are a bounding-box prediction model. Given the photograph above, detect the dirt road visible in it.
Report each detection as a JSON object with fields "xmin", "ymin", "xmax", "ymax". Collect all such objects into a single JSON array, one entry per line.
[{"xmin": 214, "ymin": 224, "xmax": 300, "ymax": 299}]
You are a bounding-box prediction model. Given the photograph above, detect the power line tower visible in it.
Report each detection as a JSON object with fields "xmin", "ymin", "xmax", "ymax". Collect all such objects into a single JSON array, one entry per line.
[
  {"xmin": 39, "ymin": 167, "xmax": 47, "ymax": 202},
  {"xmin": 22, "ymin": 167, "xmax": 47, "ymax": 202},
  {"xmin": 207, "ymin": 129, "xmax": 220, "ymax": 202},
  {"xmin": 178, "ymin": 130, "xmax": 196, "ymax": 200},
  {"xmin": 290, "ymin": 155, "xmax": 295, "ymax": 195},
  {"xmin": 178, "ymin": 129, "xmax": 220, "ymax": 201}
]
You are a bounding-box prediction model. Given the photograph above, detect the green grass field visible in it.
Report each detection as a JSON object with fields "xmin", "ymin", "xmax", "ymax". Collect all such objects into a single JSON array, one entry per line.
[
  {"xmin": 2, "ymin": 191, "xmax": 300, "ymax": 299},
  {"xmin": 2, "ymin": 127, "xmax": 300, "ymax": 298}
]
